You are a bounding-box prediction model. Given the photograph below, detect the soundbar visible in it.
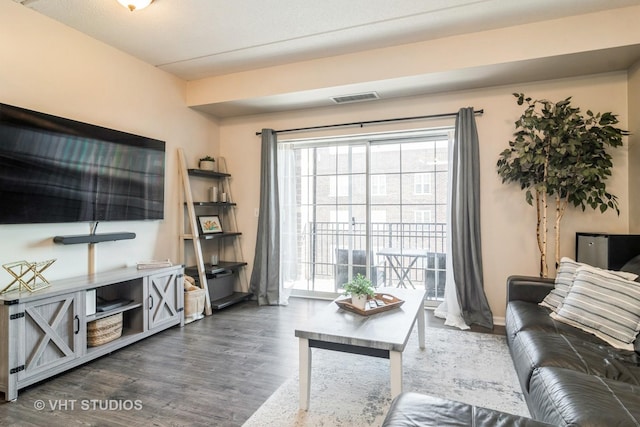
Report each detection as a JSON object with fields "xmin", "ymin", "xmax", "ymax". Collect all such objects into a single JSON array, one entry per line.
[{"xmin": 53, "ymin": 232, "xmax": 136, "ymax": 245}]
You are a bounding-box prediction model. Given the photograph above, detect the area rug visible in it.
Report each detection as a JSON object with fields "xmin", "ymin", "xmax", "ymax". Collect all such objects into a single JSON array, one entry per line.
[{"xmin": 243, "ymin": 327, "xmax": 528, "ymax": 426}]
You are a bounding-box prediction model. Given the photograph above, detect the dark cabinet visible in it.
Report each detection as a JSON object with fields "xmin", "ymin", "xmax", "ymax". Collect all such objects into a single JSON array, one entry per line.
[{"xmin": 575, "ymin": 232, "xmax": 640, "ymax": 270}]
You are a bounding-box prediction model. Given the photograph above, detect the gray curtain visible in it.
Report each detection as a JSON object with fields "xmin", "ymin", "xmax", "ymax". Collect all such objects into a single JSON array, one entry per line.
[
  {"xmin": 249, "ymin": 129, "xmax": 281, "ymax": 305},
  {"xmin": 451, "ymin": 108, "xmax": 493, "ymax": 329}
]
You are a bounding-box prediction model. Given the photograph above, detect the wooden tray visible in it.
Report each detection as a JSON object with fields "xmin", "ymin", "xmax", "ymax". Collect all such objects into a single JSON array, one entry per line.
[{"xmin": 335, "ymin": 293, "xmax": 404, "ymax": 316}]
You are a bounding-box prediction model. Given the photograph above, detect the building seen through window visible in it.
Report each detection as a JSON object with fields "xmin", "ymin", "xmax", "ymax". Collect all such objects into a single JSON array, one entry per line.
[{"xmin": 279, "ymin": 128, "xmax": 452, "ymax": 302}]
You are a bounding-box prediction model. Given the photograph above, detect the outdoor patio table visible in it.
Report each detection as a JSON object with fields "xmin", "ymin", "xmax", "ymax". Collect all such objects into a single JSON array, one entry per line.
[{"xmin": 377, "ymin": 248, "xmax": 430, "ymax": 288}]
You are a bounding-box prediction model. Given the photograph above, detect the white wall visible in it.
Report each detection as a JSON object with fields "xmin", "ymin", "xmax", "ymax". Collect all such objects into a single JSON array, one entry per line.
[
  {"xmin": 220, "ymin": 71, "xmax": 630, "ymax": 319},
  {"xmin": 0, "ymin": 2, "xmax": 218, "ymax": 283}
]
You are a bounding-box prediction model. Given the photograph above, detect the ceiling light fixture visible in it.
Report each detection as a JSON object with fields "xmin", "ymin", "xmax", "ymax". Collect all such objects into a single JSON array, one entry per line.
[{"xmin": 117, "ymin": 0, "xmax": 153, "ymax": 12}]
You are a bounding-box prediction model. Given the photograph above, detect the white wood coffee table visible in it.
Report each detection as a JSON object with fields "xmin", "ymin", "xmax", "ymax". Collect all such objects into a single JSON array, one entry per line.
[{"xmin": 294, "ymin": 287, "xmax": 426, "ymax": 410}]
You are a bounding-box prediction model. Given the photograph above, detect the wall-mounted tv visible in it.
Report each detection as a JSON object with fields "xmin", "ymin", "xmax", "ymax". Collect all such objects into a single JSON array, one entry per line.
[{"xmin": 0, "ymin": 103, "xmax": 165, "ymax": 224}]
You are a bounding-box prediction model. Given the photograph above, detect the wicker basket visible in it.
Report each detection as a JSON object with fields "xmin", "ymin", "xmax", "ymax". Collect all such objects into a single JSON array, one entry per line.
[
  {"xmin": 184, "ymin": 288, "xmax": 206, "ymax": 321},
  {"xmin": 87, "ymin": 312, "xmax": 123, "ymax": 347}
]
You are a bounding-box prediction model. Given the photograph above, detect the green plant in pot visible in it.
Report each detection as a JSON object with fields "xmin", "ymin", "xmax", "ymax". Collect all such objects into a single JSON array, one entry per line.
[
  {"xmin": 199, "ymin": 155, "xmax": 215, "ymax": 171},
  {"xmin": 497, "ymin": 93, "xmax": 627, "ymax": 277},
  {"xmin": 342, "ymin": 274, "xmax": 376, "ymax": 310}
]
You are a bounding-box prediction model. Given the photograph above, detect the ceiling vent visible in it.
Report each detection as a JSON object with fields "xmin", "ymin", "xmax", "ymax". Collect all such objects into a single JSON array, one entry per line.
[{"xmin": 331, "ymin": 92, "xmax": 380, "ymax": 104}]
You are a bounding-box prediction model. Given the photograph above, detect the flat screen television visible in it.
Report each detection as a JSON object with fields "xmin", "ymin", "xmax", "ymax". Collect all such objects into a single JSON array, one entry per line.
[{"xmin": 0, "ymin": 102, "xmax": 165, "ymax": 224}]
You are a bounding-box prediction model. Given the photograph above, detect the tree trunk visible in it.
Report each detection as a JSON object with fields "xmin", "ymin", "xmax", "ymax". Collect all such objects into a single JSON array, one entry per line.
[
  {"xmin": 541, "ymin": 191, "xmax": 548, "ymax": 278},
  {"xmin": 536, "ymin": 190, "xmax": 548, "ymax": 277},
  {"xmin": 554, "ymin": 195, "xmax": 567, "ymax": 271}
]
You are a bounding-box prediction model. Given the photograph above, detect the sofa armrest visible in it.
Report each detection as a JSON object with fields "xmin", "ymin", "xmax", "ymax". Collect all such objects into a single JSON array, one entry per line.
[{"xmin": 507, "ymin": 275, "xmax": 554, "ymax": 303}]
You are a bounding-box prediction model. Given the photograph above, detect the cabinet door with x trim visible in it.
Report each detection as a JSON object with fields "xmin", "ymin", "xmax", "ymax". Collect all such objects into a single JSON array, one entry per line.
[
  {"xmin": 147, "ymin": 271, "xmax": 183, "ymax": 331},
  {"xmin": 18, "ymin": 292, "xmax": 84, "ymax": 382}
]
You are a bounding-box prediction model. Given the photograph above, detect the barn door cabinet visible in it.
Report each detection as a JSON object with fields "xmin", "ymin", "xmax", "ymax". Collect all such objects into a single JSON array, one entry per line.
[
  {"xmin": 17, "ymin": 291, "xmax": 86, "ymax": 384},
  {"xmin": 0, "ymin": 265, "xmax": 183, "ymax": 401},
  {"xmin": 147, "ymin": 270, "xmax": 183, "ymax": 331}
]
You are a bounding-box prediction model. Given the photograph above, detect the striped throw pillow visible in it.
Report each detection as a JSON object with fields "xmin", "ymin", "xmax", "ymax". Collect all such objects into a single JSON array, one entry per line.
[
  {"xmin": 539, "ymin": 257, "xmax": 580, "ymax": 312},
  {"xmin": 550, "ymin": 265, "xmax": 640, "ymax": 350},
  {"xmin": 539, "ymin": 257, "xmax": 638, "ymax": 313}
]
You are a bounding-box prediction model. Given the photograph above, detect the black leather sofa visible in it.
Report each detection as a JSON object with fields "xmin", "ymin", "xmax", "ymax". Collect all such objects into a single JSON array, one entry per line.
[
  {"xmin": 505, "ymin": 274, "xmax": 640, "ymax": 426},
  {"xmin": 382, "ymin": 256, "xmax": 640, "ymax": 426},
  {"xmin": 381, "ymin": 392, "xmax": 552, "ymax": 427}
]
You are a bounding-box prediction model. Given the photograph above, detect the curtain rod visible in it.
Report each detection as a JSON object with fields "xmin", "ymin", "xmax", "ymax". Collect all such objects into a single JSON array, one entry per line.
[{"xmin": 255, "ymin": 109, "xmax": 483, "ymax": 136}]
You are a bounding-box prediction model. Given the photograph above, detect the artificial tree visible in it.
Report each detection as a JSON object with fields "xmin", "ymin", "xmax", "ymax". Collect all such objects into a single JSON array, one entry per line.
[{"xmin": 497, "ymin": 93, "xmax": 627, "ymax": 277}]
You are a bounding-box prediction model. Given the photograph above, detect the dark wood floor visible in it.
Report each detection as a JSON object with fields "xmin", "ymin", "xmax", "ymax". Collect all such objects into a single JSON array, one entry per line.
[{"xmin": 0, "ymin": 298, "xmax": 505, "ymax": 427}]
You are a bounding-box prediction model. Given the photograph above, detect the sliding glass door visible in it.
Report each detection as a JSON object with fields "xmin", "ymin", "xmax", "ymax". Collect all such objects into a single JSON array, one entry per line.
[{"xmin": 280, "ymin": 128, "xmax": 452, "ymax": 302}]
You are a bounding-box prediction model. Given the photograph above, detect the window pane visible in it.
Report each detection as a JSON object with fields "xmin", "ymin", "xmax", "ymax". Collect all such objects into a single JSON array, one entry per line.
[
  {"xmin": 316, "ymin": 175, "xmax": 334, "ymax": 204},
  {"xmin": 405, "ymin": 172, "xmax": 435, "ymax": 204},
  {"xmin": 282, "ymin": 129, "xmax": 452, "ymax": 300},
  {"xmin": 372, "ymin": 173, "xmax": 400, "ymax": 205},
  {"xmin": 337, "ymin": 145, "xmax": 366, "ymax": 174},
  {"xmin": 434, "ymin": 140, "xmax": 449, "ymax": 172},
  {"xmin": 316, "ymin": 146, "xmax": 335, "ymax": 175},
  {"xmin": 350, "ymin": 174, "xmax": 366, "ymax": 204},
  {"xmin": 402, "ymin": 141, "xmax": 434, "ymax": 173},
  {"xmin": 371, "ymin": 143, "xmax": 400, "ymax": 173}
]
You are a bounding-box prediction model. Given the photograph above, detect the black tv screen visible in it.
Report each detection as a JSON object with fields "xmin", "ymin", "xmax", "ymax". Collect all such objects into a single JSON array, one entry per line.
[{"xmin": 0, "ymin": 103, "xmax": 165, "ymax": 224}]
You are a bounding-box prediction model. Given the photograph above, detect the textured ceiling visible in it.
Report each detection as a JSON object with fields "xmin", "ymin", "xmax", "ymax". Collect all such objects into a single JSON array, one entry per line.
[
  {"xmin": 15, "ymin": 0, "xmax": 640, "ymax": 81},
  {"xmin": 13, "ymin": 0, "xmax": 640, "ymax": 116}
]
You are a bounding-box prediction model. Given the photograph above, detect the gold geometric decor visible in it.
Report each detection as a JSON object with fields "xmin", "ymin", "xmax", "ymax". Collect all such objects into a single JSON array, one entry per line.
[{"xmin": 1, "ymin": 259, "xmax": 56, "ymax": 294}]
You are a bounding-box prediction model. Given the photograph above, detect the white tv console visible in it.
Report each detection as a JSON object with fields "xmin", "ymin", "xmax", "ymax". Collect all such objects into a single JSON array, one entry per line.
[{"xmin": 0, "ymin": 265, "xmax": 184, "ymax": 401}]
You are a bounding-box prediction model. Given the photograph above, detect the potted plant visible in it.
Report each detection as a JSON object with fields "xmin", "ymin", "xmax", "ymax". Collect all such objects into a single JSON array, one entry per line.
[
  {"xmin": 199, "ymin": 156, "xmax": 215, "ymax": 171},
  {"xmin": 497, "ymin": 93, "xmax": 627, "ymax": 277},
  {"xmin": 342, "ymin": 273, "xmax": 376, "ymax": 310}
]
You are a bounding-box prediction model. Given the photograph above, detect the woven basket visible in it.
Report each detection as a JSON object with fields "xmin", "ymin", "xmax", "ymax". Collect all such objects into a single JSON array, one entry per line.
[
  {"xmin": 87, "ymin": 312, "xmax": 123, "ymax": 347},
  {"xmin": 184, "ymin": 288, "xmax": 206, "ymax": 319}
]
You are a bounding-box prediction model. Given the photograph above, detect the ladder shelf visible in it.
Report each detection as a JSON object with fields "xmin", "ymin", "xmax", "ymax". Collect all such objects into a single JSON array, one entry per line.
[{"xmin": 178, "ymin": 149, "xmax": 250, "ymax": 316}]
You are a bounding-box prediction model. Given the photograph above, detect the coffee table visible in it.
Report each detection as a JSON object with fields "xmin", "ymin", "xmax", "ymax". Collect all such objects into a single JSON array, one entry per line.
[{"xmin": 294, "ymin": 287, "xmax": 426, "ymax": 410}]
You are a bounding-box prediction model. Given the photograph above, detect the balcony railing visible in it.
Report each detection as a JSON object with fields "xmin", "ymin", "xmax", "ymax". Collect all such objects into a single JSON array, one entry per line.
[{"xmin": 294, "ymin": 221, "xmax": 446, "ymax": 299}]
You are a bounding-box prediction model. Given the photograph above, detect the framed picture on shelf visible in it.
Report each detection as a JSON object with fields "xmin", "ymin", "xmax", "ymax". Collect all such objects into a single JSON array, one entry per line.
[{"xmin": 197, "ymin": 215, "xmax": 223, "ymax": 234}]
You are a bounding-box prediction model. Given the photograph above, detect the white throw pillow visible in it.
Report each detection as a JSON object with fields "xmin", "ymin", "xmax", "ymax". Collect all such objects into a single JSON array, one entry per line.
[
  {"xmin": 539, "ymin": 257, "xmax": 638, "ymax": 313},
  {"xmin": 539, "ymin": 257, "xmax": 580, "ymax": 312},
  {"xmin": 550, "ymin": 265, "xmax": 640, "ymax": 350}
]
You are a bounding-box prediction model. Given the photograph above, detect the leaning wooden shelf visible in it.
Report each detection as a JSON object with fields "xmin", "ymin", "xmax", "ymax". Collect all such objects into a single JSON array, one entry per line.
[
  {"xmin": 179, "ymin": 232, "xmax": 243, "ymax": 241},
  {"xmin": 191, "ymin": 201, "xmax": 237, "ymax": 207},
  {"xmin": 185, "ymin": 261, "xmax": 248, "ymax": 276},
  {"xmin": 184, "ymin": 261, "xmax": 250, "ymax": 311},
  {"xmin": 186, "ymin": 168, "xmax": 230, "ymax": 179},
  {"xmin": 199, "ymin": 232, "xmax": 242, "ymax": 240},
  {"xmin": 210, "ymin": 292, "xmax": 253, "ymax": 310},
  {"xmin": 178, "ymin": 149, "xmax": 250, "ymax": 316}
]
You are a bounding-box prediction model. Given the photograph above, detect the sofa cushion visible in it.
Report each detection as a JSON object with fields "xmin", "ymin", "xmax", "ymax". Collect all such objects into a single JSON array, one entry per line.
[
  {"xmin": 509, "ymin": 329, "xmax": 640, "ymax": 393},
  {"xmin": 507, "ymin": 276, "xmax": 555, "ymax": 303},
  {"xmin": 381, "ymin": 392, "xmax": 551, "ymax": 427},
  {"xmin": 551, "ymin": 265, "xmax": 640, "ymax": 350},
  {"xmin": 539, "ymin": 258, "xmax": 638, "ymax": 312},
  {"xmin": 505, "ymin": 301, "xmax": 599, "ymax": 345},
  {"xmin": 528, "ymin": 367, "xmax": 640, "ymax": 426}
]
